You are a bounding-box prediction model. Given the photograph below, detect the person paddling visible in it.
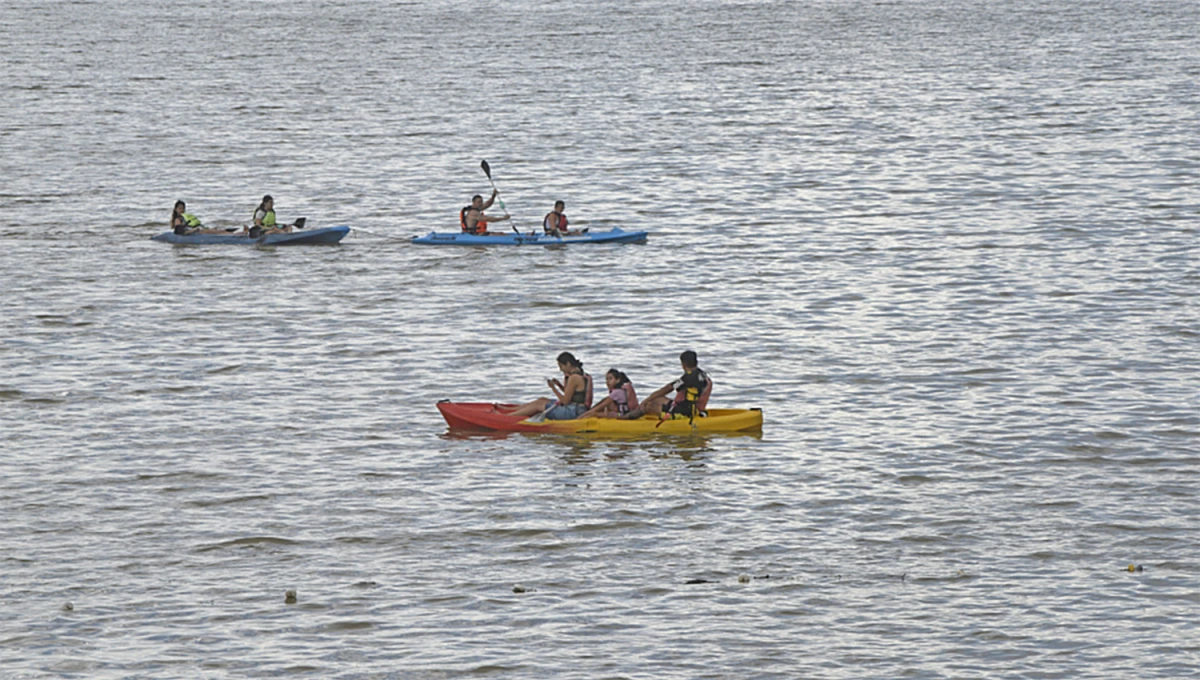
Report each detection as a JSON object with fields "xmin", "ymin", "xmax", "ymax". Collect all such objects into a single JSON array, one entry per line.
[
  {"xmin": 460, "ymin": 190, "xmax": 511, "ymax": 235},
  {"xmin": 620, "ymin": 350, "xmax": 711, "ymax": 421},
  {"xmin": 249, "ymin": 195, "xmax": 304, "ymax": 237}
]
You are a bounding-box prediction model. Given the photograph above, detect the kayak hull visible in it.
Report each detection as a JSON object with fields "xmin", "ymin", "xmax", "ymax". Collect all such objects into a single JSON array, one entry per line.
[
  {"xmin": 437, "ymin": 402, "xmax": 763, "ymax": 435},
  {"xmin": 151, "ymin": 226, "xmax": 350, "ymax": 245},
  {"xmin": 412, "ymin": 228, "xmax": 647, "ymax": 246}
]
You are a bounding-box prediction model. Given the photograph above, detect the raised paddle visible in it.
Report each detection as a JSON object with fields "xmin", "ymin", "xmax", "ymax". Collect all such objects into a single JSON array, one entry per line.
[{"xmin": 480, "ymin": 159, "xmax": 520, "ymax": 234}]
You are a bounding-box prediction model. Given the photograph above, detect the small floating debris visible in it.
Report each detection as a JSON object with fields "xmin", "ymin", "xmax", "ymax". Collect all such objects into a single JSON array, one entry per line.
[
  {"xmin": 62, "ymin": 602, "xmax": 74, "ymax": 612},
  {"xmin": 284, "ymin": 589, "xmax": 298, "ymax": 604},
  {"xmin": 512, "ymin": 585, "xmax": 537, "ymax": 594},
  {"xmin": 685, "ymin": 579, "xmax": 716, "ymax": 585}
]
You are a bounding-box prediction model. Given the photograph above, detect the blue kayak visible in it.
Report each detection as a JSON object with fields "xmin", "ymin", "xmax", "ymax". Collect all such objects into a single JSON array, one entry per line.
[
  {"xmin": 151, "ymin": 226, "xmax": 350, "ymax": 245},
  {"xmin": 411, "ymin": 228, "xmax": 647, "ymax": 246}
]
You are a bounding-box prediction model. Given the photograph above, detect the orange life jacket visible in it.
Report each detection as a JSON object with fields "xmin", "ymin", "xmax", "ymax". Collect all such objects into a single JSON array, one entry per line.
[{"xmin": 460, "ymin": 206, "xmax": 488, "ymax": 235}]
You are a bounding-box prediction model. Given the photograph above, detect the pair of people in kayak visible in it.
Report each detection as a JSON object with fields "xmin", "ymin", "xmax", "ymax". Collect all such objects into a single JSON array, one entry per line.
[
  {"xmin": 170, "ymin": 196, "xmax": 303, "ymax": 236},
  {"xmin": 502, "ymin": 350, "xmax": 712, "ymax": 421},
  {"xmin": 460, "ymin": 192, "xmax": 584, "ymax": 237}
]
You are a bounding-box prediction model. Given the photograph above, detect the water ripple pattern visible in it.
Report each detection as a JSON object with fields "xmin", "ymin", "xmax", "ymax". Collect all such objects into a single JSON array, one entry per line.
[{"xmin": 1, "ymin": 0, "xmax": 1197, "ymax": 677}]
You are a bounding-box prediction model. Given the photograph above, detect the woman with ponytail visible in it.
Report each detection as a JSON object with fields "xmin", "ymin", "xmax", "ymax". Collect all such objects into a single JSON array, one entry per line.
[
  {"xmin": 171, "ymin": 200, "xmax": 223, "ymax": 235},
  {"xmin": 503, "ymin": 352, "xmax": 594, "ymax": 420}
]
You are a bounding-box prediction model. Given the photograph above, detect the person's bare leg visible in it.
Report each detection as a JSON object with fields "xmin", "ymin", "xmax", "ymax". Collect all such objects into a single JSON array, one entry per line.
[
  {"xmin": 508, "ymin": 398, "xmax": 552, "ymax": 418},
  {"xmin": 621, "ymin": 396, "xmax": 666, "ymax": 420}
]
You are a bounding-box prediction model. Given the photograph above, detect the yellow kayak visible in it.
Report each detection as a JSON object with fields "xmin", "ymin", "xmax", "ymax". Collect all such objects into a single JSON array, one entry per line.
[{"xmin": 437, "ymin": 402, "xmax": 763, "ymax": 435}]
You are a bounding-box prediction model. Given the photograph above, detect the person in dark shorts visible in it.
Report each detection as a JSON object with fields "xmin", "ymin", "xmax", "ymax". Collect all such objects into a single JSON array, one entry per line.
[{"xmin": 620, "ymin": 350, "xmax": 711, "ymax": 420}]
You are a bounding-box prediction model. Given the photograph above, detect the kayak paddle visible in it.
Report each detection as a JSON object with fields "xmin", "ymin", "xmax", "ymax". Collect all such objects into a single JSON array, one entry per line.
[{"xmin": 480, "ymin": 159, "xmax": 520, "ymax": 234}]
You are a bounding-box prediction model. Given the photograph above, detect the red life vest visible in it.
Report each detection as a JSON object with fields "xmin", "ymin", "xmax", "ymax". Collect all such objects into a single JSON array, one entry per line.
[
  {"xmin": 614, "ymin": 382, "xmax": 638, "ymax": 414},
  {"xmin": 543, "ymin": 211, "xmax": 568, "ymax": 234}
]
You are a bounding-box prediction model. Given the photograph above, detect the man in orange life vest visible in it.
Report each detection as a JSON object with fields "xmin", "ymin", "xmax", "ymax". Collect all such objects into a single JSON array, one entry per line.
[{"xmin": 460, "ymin": 190, "xmax": 511, "ymax": 235}]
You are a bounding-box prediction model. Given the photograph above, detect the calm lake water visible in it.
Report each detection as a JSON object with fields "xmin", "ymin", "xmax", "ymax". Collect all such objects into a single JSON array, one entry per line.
[{"xmin": 2, "ymin": 0, "xmax": 1198, "ymax": 677}]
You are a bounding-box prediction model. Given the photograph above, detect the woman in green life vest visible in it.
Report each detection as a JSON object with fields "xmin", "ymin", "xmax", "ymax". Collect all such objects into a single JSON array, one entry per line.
[
  {"xmin": 171, "ymin": 200, "xmax": 223, "ymax": 235},
  {"xmin": 250, "ymin": 195, "xmax": 299, "ymax": 236}
]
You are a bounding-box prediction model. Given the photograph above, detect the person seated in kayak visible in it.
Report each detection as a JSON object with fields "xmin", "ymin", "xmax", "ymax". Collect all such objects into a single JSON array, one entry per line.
[
  {"xmin": 170, "ymin": 201, "xmax": 224, "ymax": 235},
  {"xmin": 503, "ymin": 351, "xmax": 593, "ymax": 419},
  {"xmin": 248, "ymin": 195, "xmax": 301, "ymax": 236},
  {"xmin": 579, "ymin": 368, "xmax": 638, "ymax": 418},
  {"xmin": 619, "ymin": 350, "xmax": 711, "ymax": 420},
  {"xmin": 542, "ymin": 200, "xmax": 585, "ymax": 236},
  {"xmin": 461, "ymin": 190, "xmax": 511, "ymax": 235}
]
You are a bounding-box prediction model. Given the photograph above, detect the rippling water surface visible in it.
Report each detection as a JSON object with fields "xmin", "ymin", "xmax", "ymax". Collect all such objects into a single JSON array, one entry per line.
[{"xmin": 2, "ymin": 0, "xmax": 1198, "ymax": 677}]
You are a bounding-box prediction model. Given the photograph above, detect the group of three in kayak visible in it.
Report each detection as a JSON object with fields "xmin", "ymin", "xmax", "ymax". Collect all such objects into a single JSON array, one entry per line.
[
  {"xmin": 500, "ymin": 350, "xmax": 712, "ymax": 422},
  {"xmin": 171, "ymin": 195, "xmax": 303, "ymax": 237},
  {"xmin": 461, "ymin": 190, "xmax": 585, "ymax": 237}
]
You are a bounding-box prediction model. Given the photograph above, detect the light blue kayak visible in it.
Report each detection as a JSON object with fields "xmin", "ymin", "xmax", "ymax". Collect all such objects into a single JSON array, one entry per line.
[
  {"xmin": 411, "ymin": 228, "xmax": 647, "ymax": 246},
  {"xmin": 151, "ymin": 226, "xmax": 350, "ymax": 245}
]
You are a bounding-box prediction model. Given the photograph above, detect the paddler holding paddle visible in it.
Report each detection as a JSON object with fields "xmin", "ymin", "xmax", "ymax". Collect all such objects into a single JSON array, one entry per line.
[
  {"xmin": 248, "ymin": 195, "xmax": 306, "ymax": 237},
  {"xmin": 460, "ymin": 190, "xmax": 511, "ymax": 235}
]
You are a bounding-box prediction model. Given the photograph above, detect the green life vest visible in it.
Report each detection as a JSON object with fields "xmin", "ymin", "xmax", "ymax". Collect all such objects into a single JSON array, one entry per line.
[
  {"xmin": 253, "ymin": 208, "xmax": 277, "ymax": 227},
  {"xmin": 182, "ymin": 212, "xmax": 202, "ymax": 227}
]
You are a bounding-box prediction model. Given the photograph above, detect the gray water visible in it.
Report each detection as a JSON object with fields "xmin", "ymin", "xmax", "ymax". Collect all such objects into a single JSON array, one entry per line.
[{"xmin": 2, "ymin": 0, "xmax": 1198, "ymax": 677}]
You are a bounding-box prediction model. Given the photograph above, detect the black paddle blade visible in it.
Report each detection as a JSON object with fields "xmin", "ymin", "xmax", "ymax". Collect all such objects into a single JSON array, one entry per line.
[{"xmin": 480, "ymin": 159, "xmax": 492, "ymax": 179}]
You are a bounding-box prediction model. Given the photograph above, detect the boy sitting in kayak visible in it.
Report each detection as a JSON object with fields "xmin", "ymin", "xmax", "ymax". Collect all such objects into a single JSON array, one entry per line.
[
  {"xmin": 542, "ymin": 200, "xmax": 587, "ymax": 237},
  {"xmin": 619, "ymin": 350, "xmax": 711, "ymax": 420}
]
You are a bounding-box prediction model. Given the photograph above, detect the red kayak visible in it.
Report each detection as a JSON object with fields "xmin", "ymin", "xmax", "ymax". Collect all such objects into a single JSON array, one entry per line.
[{"xmin": 438, "ymin": 402, "xmax": 532, "ymax": 430}]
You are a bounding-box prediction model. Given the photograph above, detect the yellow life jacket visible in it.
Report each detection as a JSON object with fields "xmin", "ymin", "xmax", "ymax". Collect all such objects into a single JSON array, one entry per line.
[{"xmin": 253, "ymin": 208, "xmax": 277, "ymax": 227}]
